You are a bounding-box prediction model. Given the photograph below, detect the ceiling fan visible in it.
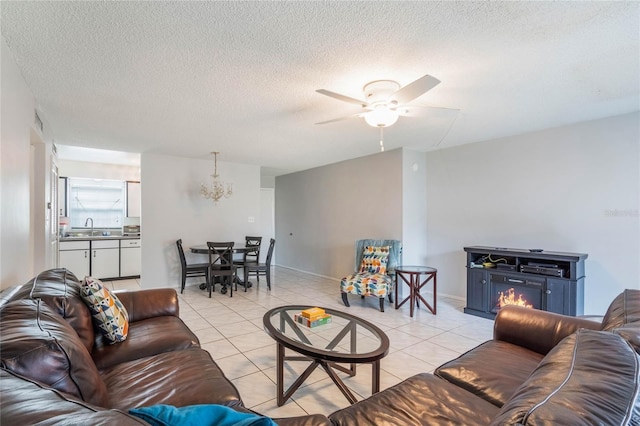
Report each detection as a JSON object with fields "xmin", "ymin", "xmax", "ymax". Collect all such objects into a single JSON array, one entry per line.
[{"xmin": 316, "ymin": 74, "xmax": 450, "ymax": 151}]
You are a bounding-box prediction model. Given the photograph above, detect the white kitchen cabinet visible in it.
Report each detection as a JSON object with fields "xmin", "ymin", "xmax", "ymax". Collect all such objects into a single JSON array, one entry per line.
[
  {"xmin": 91, "ymin": 240, "xmax": 120, "ymax": 279},
  {"xmin": 120, "ymin": 239, "xmax": 141, "ymax": 277},
  {"xmin": 59, "ymin": 241, "xmax": 90, "ymax": 278}
]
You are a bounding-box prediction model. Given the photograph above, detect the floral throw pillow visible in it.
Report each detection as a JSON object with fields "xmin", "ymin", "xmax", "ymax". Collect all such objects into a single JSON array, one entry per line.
[
  {"xmin": 80, "ymin": 276, "xmax": 129, "ymax": 344},
  {"xmin": 359, "ymin": 246, "xmax": 390, "ymax": 275}
]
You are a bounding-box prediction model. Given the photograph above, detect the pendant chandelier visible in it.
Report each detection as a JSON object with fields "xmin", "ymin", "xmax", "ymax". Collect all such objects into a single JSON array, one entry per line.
[{"xmin": 200, "ymin": 152, "xmax": 233, "ymax": 203}]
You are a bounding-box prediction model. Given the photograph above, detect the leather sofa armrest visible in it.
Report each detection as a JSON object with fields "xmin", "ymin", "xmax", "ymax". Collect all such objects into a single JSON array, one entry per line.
[
  {"xmin": 494, "ymin": 305, "xmax": 601, "ymax": 355},
  {"xmin": 114, "ymin": 288, "xmax": 179, "ymax": 322}
]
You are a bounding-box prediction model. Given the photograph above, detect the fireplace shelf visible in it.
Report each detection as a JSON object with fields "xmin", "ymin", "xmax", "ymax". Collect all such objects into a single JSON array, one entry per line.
[{"xmin": 463, "ymin": 246, "xmax": 588, "ymax": 319}]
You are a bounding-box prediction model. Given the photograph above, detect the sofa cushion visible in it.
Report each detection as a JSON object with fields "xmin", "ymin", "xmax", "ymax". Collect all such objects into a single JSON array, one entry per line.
[
  {"xmin": 491, "ymin": 329, "xmax": 640, "ymax": 425},
  {"xmin": 435, "ymin": 340, "xmax": 544, "ymax": 407},
  {"xmin": 93, "ymin": 315, "xmax": 200, "ymax": 370},
  {"xmin": 602, "ymin": 289, "xmax": 640, "ymax": 331},
  {"xmin": 0, "ymin": 299, "xmax": 109, "ymax": 406},
  {"xmin": 101, "ymin": 348, "xmax": 243, "ymax": 410},
  {"xmin": 0, "ymin": 368, "xmax": 145, "ymax": 425},
  {"xmin": 81, "ymin": 276, "xmax": 130, "ymax": 344},
  {"xmin": 328, "ymin": 373, "xmax": 499, "ymax": 426},
  {"xmin": 615, "ymin": 324, "xmax": 640, "ymax": 354},
  {"xmin": 21, "ymin": 268, "xmax": 96, "ymax": 352}
]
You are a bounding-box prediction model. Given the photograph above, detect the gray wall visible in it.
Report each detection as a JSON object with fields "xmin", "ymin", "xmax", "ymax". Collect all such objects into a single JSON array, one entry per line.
[
  {"xmin": 275, "ymin": 149, "xmax": 403, "ymax": 279},
  {"xmin": 273, "ymin": 113, "xmax": 638, "ymax": 315},
  {"xmin": 402, "ymin": 149, "xmax": 428, "ymax": 265},
  {"xmin": 425, "ymin": 112, "xmax": 640, "ymax": 313}
]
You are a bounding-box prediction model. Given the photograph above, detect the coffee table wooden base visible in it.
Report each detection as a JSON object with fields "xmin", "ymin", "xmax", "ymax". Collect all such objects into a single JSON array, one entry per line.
[
  {"xmin": 277, "ymin": 343, "xmax": 381, "ymax": 406},
  {"xmin": 264, "ymin": 306, "xmax": 389, "ymax": 407},
  {"xmin": 276, "ymin": 342, "xmax": 382, "ymax": 406}
]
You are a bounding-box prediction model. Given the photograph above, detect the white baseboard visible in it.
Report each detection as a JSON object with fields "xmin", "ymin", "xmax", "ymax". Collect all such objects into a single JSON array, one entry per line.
[
  {"xmin": 275, "ymin": 264, "xmax": 340, "ymax": 282},
  {"xmin": 276, "ymin": 264, "xmax": 466, "ymax": 302}
]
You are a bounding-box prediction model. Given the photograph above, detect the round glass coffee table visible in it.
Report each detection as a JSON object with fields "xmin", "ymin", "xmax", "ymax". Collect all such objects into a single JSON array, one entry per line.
[{"xmin": 263, "ymin": 305, "xmax": 389, "ymax": 406}]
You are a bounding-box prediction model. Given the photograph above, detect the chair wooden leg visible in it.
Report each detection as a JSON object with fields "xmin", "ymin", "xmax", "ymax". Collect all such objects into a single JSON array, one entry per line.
[
  {"xmin": 341, "ymin": 292, "xmax": 350, "ymax": 307},
  {"xmin": 379, "ymin": 297, "xmax": 385, "ymax": 312},
  {"xmin": 266, "ymin": 269, "xmax": 271, "ymax": 291},
  {"xmin": 181, "ymin": 273, "xmax": 186, "ymax": 294}
]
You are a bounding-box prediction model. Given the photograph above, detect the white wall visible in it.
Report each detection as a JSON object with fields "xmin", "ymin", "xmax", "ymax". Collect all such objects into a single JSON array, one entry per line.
[
  {"xmin": 426, "ymin": 113, "xmax": 640, "ymax": 313},
  {"xmin": 1, "ymin": 36, "xmax": 36, "ymax": 288},
  {"xmin": 58, "ymin": 159, "xmax": 140, "ymax": 181},
  {"xmin": 275, "ymin": 149, "xmax": 403, "ymax": 279},
  {"xmin": 140, "ymin": 153, "xmax": 261, "ymax": 288}
]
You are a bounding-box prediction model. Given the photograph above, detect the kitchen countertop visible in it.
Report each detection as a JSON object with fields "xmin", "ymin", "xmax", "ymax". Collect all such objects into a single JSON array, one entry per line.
[{"xmin": 60, "ymin": 235, "xmax": 140, "ymax": 242}]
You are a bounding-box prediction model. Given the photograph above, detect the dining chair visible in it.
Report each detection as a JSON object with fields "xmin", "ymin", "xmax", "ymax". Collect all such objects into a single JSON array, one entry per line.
[
  {"xmin": 233, "ymin": 236, "xmax": 262, "ymax": 291},
  {"xmin": 207, "ymin": 241, "xmax": 237, "ymax": 298},
  {"xmin": 176, "ymin": 239, "xmax": 210, "ymax": 294},
  {"xmin": 243, "ymin": 236, "xmax": 262, "ymax": 263},
  {"xmin": 244, "ymin": 238, "xmax": 275, "ymax": 290}
]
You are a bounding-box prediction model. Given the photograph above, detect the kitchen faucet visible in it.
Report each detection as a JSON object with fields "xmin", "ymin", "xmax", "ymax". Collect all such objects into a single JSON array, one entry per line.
[{"xmin": 84, "ymin": 217, "xmax": 94, "ymax": 236}]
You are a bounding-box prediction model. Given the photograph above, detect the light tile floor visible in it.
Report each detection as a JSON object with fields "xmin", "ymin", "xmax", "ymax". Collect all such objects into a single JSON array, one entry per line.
[{"xmin": 105, "ymin": 267, "xmax": 494, "ymax": 418}]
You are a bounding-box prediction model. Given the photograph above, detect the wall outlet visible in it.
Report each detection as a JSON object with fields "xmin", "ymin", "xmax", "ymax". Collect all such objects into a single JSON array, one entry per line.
[{"xmin": 248, "ymin": 216, "xmax": 255, "ymax": 223}]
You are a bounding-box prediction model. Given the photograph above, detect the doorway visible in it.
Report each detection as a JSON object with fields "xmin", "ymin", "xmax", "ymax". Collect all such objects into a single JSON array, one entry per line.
[{"xmin": 259, "ymin": 188, "xmax": 275, "ymax": 264}]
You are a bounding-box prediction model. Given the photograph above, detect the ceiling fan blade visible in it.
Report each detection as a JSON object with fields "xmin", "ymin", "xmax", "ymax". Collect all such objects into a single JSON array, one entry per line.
[
  {"xmin": 315, "ymin": 112, "xmax": 365, "ymax": 125},
  {"xmin": 316, "ymin": 89, "xmax": 367, "ymax": 107},
  {"xmin": 391, "ymin": 74, "xmax": 441, "ymax": 105},
  {"xmin": 395, "ymin": 104, "xmax": 459, "ymax": 117}
]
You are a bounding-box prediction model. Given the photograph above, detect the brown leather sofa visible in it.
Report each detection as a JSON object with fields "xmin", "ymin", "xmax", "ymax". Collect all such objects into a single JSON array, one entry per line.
[
  {"xmin": 0, "ymin": 269, "xmax": 328, "ymax": 426},
  {"xmin": 1, "ymin": 268, "xmax": 639, "ymax": 425},
  {"xmin": 328, "ymin": 289, "xmax": 640, "ymax": 425}
]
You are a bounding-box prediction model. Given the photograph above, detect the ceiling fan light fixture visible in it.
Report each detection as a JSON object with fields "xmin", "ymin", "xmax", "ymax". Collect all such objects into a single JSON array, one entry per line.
[{"xmin": 364, "ymin": 106, "xmax": 399, "ymax": 127}]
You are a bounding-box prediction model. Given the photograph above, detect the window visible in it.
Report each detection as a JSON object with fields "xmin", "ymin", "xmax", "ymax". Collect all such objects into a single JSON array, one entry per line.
[{"xmin": 68, "ymin": 178, "xmax": 125, "ymax": 229}]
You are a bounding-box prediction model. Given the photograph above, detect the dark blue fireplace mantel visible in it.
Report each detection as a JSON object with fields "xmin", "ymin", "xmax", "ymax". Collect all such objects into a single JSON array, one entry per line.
[{"xmin": 463, "ymin": 246, "xmax": 588, "ymax": 319}]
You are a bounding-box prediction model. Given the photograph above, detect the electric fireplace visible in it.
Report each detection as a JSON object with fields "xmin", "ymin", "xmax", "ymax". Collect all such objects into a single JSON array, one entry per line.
[
  {"xmin": 463, "ymin": 246, "xmax": 587, "ymax": 319},
  {"xmin": 490, "ymin": 275, "xmax": 543, "ymax": 314}
]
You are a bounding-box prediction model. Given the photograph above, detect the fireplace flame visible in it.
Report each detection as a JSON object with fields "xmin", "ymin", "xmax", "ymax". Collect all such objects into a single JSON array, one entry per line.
[{"xmin": 497, "ymin": 288, "xmax": 533, "ymax": 309}]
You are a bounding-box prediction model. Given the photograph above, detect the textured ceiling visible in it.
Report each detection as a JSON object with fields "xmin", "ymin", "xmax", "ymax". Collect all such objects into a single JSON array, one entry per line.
[{"xmin": 2, "ymin": 2, "xmax": 638, "ymax": 175}]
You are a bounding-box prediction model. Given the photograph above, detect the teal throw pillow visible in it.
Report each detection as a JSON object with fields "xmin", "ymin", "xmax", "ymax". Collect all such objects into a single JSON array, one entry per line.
[{"xmin": 129, "ymin": 404, "xmax": 276, "ymax": 426}]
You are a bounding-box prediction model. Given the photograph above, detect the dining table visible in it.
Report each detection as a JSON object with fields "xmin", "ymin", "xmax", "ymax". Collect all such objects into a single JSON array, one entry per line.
[{"xmin": 189, "ymin": 244, "xmax": 256, "ymax": 294}]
